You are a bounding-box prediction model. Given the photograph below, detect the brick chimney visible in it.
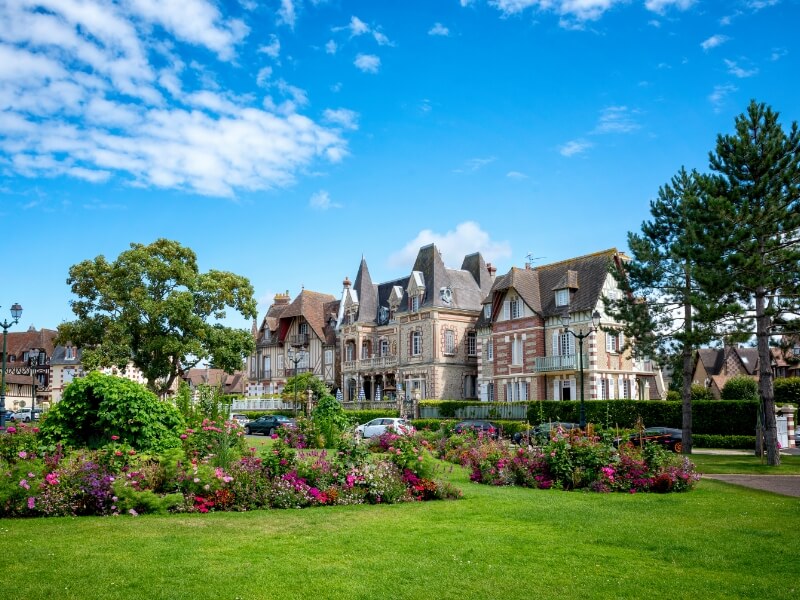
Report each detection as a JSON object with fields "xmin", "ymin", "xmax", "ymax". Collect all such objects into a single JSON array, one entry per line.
[{"xmin": 273, "ymin": 291, "xmax": 291, "ymax": 306}]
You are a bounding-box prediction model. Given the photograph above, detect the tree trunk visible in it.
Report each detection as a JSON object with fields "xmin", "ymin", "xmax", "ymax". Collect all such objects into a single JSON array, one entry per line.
[
  {"xmin": 755, "ymin": 288, "xmax": 780, "ymax": 466},
  {"xmin": 681, "ymin": 278, "xmax": 693, "ymax": 455}
]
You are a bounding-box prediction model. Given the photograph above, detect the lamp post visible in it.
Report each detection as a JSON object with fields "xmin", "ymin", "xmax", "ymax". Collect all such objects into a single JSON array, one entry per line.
[
  {"xmin": 560, "ymin": 308, "xmax": 601, "ymax": 429},
  {"xmin": 1, "ymin": 303, "xmax": 23, "ymax": 429},
  {"xmin": 29, "ymin": 349, "xmax": 39, "ymax": 424},
  {"xmin": 287, "ymin": 346, "xmax": 307, "ymax": 416}
]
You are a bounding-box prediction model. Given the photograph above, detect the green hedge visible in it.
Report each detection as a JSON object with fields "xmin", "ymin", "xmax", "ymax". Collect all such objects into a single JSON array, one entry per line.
[
  {"xmin": 346, "ymin": 409, "xmax": 399, "ymax": 424},
  {"xmin": 693, "ymin": 434, "xmax": 756, "ymax": 450},
  {"xmin": 775, "ymin": 377, "xmax": 800, "ymax": 405},
  {"xmin": 525, "ymin": 400, "xmax": 759, "ymax": 435}
]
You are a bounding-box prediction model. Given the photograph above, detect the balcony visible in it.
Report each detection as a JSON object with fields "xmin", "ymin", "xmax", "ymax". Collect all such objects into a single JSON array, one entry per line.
[
  {"xmin": 341, "ymin": 356, "xmax": 399, "ymax": 372},
  {"xmin": 535, "ymin": 354, "xmax": 587, "ymax": 373},
  {"xmin": 288, "ymin": 334, "xmax": 310, "ymax": 347}
]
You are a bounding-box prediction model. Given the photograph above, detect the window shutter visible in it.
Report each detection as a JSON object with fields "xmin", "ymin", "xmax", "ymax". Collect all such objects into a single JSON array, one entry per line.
[
  {"xmin": 552, "ymin": 331, "xmax": 559, "ymax": 355},
  {"xmin": 553, "ymin": 379, "xmax": 560, "ymax": 401},
  {"xmin": 619, "ymin": 331, "xmax": 625, "ymax": 350},
  {"xmin": 606, "ymin": 332, "xmax": 613, "ymax": 353},
  {"xmin": 503, "ymin": 301, "xmax": 510, "ymax": 321}
]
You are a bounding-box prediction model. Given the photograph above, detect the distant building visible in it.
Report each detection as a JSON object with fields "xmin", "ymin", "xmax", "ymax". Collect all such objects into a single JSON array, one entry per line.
[
  {"xmin": 181, "ymin": 368, "xmax": 247, "ymax": 398},
  {"xmin": 692, "ymin": 344, "xmax": 759, "ymax": 399},
  {"xmin": 0, "ymin": 326, "xmax": 57, "ymax": 409}
]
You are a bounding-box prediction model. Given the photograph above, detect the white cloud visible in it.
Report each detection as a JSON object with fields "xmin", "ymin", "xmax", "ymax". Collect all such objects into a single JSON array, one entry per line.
[
  {"xmin": 323, "ymin": 108, "xmax": 359, "ymax": 130},
  {"xmin": 354, "ymin": 54, "xmax": 381, "ymax": 73},
  {"xmin": 506, "ymin": 171, "xmax": 528, "ymax": 179},
  {"xmin": 0, "ymin": 0, "xmax": 349, "ymax": 198},
  {"xmin": 701, "ymin": 34, "xmax": 729, "ymax": 51},
  {"xmin": 309, "ymin": 189, "xmax": 340, "ymax": 210},
  {"xmin": 489, "ymin": 0, "xmax": 626, "ymax": 24},
  {"xmin": 454, "ymin": 157, "xmax": 496, "ymax": 173},
  {"xmin": 277, "ymin": 0, "xmax": 297, "ymax": 29},
  {"xmin": 771, "ymin": 47, "xmax": 788, "ymax": 61},
  {"xmin": 325, "ymin": 39, "xmax": 337, "ymax": 54},
  {"xmin": 724, "ymin": 59, "xmax": 758, "ymax": 78},
  {"xmin": 593, "ymin": 106, "xmax": 640, "ymax": 134},
  {"xmin": 460, "ymin": 0, "xmax": 475, "ymax": 5},
  {"xmin": 428, "ymin": 23, "xmax": 450, "ymax": 36},
  {"xmin": 708, "ymin": 84, "xmax": 737, "ymax": 112},
  {"xmin": 256, "ymin": 66, "xmax": 273, "ymax": 87},
  {"xmin": 559, "ymin": 139, "xmax": 592, "ymax": 157},
  {"xmin": 258, "ymin": 35, "xmax": 281, "ymax": 59},
  {"xmin": 645, "ymin": 0, "xmax": 696, "ymax": 14},
  {"xmin": 347, "ymin": 16, "xmax": 370, "ymax": 36},
  {"xmin": 388, "ymin": 222, "xmax": 512, "ymax": 269}
]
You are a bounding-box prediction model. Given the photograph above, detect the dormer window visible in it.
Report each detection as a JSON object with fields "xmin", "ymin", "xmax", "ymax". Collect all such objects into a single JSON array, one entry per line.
[
  {"xmin": 555, "ymin": 289, "xmax": 569, "ymax": 307},
  {"xmin": 484, "ymin": 304, "xmax": 491, "ymax": 319},
  {"xmin": 65, "ymin": 346, "xmax": 74, "ymax": 360},
  {"xmin": 298, "ymin": 322, "xmax": 308, "ymax": 336},
  {"xmin": 410, "ymin": 295, "xmax": 420, "ymax": 312},
  {"xmin": 504, "ymin": 294, "xmax": 521, "ymax": 320}
]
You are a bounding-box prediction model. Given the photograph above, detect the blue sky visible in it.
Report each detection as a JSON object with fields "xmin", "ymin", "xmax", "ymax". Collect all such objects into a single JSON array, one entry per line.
[{"xmin": 1, "ymin": 0, "xmax": 798, "ymax": 332}]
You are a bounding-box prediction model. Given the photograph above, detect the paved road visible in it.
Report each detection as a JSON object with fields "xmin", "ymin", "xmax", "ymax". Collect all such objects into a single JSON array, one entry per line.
[{"xmin": 703, "ymin": 474, "xmax": 800, "ymax": 498}]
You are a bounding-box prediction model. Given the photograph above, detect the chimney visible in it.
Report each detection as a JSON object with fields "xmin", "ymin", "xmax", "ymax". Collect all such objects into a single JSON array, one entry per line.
[
  {"xmin": 273, "ymin": 291, "xmax": 291, "ymax": 306},
  {"xmin": 343, "ymin": 276, "xmax": 351, "ymax": 288},
  {"xmin": 486, "ymin": 263, "xmax": 497, "ymax": 277}
]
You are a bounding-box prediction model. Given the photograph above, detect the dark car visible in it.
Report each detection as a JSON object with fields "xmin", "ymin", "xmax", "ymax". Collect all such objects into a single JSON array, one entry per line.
[
  {"xmin": 244, "ymin": 415, "xmax": 296, "ymax": 436},
  {"xmin": 513, "ymin": 422, "xmax": 581, "ymax": 445},
  {"xmin": 452, "ymin": 419, "xmax": 500, "ymax": 439},
  {"xmin": 620, "ymin": 427, "xmax": 683, "ymax": 453}
]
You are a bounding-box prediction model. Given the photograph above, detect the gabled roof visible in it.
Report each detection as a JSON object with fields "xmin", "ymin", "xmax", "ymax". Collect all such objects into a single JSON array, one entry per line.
[
  {"xmin": 1, "ymin": 328, "xmax": 58, "ymax": 360},
  {"xmin": 696, "ymin": 345, "xmax": 760, "ymax": 377},
  {"xmin": 279, "ymin": 289, "xmax": 337, "ymax": 342},
  {"xmin": 535, "ymin": 249, "xmax": 617, "ymax": 316},
  {"xmin": 50, "ymin": 345, "xmax": 83, "ymax": 366},
  {"xmin": 182, "ymin": 368, "xmax": 246, "ymax": 394},
  {"xmin": 490, "ymin": 267, "xmax": 542, "ymax": 314}
]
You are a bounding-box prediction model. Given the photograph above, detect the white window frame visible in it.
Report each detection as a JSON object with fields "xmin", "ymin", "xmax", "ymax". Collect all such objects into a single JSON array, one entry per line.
[
  {"xmin": 444, "ymin": 329, "xmax": 456, "ymax": 355},
  {"xmin": 412, "ymin": 331, "xmax": 422, "ymax": 356},
  {"xmin": 65, "ymin": 346, "xmax": 74, "ymax": 360},
  {"xmin": 555, "ymin": 289, "xmax": 569, "ymax": 306},
  {"xmin": 277, "ymin": 354, "xmax": 284, "ymax": 371},
  {"xmin": 411, "ymin": 295, "xmax": 420, "ymax": 312},
  {"xmin": 345, "ymin": 343, "xmax": 355, "ymax": 362},
  {"xmin": 298, "ymin": 322, "xmax": 308, "ymax": 336},
  {"xmin": 467, "ymin": 332, "xmax": 477, "ymax": 356},
  {"xmin": 380, "ymin": 339, "xmax": 389, "ymax": 357},
  {"xmin": 324, "ymin": 349, "xmax": 333, "ymax": 365},
  {"xmin": 484, "ymin": 304, "xmax": 491, "ymax": 319},
  {"xmin": 509, "ymin": 296, "xmax": 520, "ymax": 320}
]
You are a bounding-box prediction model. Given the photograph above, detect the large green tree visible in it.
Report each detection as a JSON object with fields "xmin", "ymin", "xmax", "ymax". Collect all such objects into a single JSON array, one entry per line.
[
  {"xmin": 57, "ymin": 239, "xmax": 257, "ymax": 396},
  {"xmin": 606, "ymin": 168, "xmax": 726, "ymax": 454},
  {"xmin": 700, "ymin": 100, "xmax": 800, "ymax": 466}
]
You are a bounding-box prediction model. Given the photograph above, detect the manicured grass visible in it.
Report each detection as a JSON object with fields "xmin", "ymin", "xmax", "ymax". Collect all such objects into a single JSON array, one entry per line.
[
  {"xmin": 1, "ymin": 461, "xmax": 798, "ymax": 600},
  {"xmin": 691, "ymin": 453, "xmax": 800, "ymax": 474}
]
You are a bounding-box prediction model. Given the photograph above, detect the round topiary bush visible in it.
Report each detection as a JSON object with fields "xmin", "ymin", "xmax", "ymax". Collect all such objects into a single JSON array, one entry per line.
[
  {"xmin": 721, "ymin": 375, "xmax": 759, "ymax": 401},
  {"xmin": 40, "ymin": 371, "xmax": 185, "ymax": 451},
  {"xmin": 690, "ymin": 385, "xmax": 713, "ymax": 401},
  {"xmin": 774, "ymin": 377, "xmax": 800, "ymax": 405}
]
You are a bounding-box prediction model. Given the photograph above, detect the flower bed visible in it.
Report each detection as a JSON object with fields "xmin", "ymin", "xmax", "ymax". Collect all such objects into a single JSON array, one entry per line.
[
  {"xmin": 0, "ymin": 421, "xmax": 461, "ymax": 518},
  {"xmin": 438, "ymin": 428, "xmax": 700, "ymax": 493}
]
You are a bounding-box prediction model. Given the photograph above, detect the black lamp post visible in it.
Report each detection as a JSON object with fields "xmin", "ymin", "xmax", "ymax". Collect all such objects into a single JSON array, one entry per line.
[
  {"xmin": 29, "ymin": 349, "xmax": 40, "ymax": 423},
  {"xmin": 287, "ymin": 346, "xmax": 307, "ymax": 416},
  {"xmin": 560, "ymin": 308, "xmax": 601, "ymax": 429},
  {"xmin": 1, "ymin": 303, "xmax": 23, "ymax": 429}
]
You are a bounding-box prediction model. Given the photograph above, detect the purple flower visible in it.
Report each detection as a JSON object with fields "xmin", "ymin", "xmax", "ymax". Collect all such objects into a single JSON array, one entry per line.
[{"xmin": 19, "ymin": 479, "xmax": 30, "ymax": 490}]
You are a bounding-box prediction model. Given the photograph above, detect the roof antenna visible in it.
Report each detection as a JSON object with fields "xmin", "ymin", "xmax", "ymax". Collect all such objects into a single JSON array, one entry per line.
[{"xmin": 525, "ymin": 252, "xmax": 545, "ymax": 268}]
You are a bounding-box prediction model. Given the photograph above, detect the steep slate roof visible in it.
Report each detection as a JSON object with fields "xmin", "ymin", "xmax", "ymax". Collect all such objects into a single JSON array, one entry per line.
[
  {"xmin": 322, "ymin": 299, "xmax": 341, "ymax": 345},
  {"xmin": 696, "ymin": 345, "xmax": 760, "ymax": 377},
  {"xmin": 535, "ymin": 249, "xmax": 617, "ymax": 316},
  {"xmin": 349, "ymin": 244, "xmax": 492, "ymax": 324},
  {"xmin": 353, "ymin": 257, "xmax": 378, "ymax": 322},
  {"xmin": 50, "ymin": 345, "xmax": 83, "ymax": 366},
  {"xmin": 278, "ymin": 289, "xmax": 337, "ymax": 342}
]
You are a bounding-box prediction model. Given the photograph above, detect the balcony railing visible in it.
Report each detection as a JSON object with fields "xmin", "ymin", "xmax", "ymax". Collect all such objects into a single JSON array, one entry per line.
[
  {"xmin": 341, "ymin": 356, "xmax": 399, "ymax": 372},
  {"xmin": 288, "ymin": 334, "xmax": 310, "ymax": 347},
  {"xmin": 534, "ymin": 354, "xmax": 588, "ymax": 373}
]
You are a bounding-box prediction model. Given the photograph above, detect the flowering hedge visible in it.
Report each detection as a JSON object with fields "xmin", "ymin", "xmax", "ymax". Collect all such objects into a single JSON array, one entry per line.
[
  {"xmin": 438, "ymin": 428, "xmax": 700, "ymax": 494},
  {"xmin": 0, "ymin": 421, "xmax": 461, "ymax": 518}
]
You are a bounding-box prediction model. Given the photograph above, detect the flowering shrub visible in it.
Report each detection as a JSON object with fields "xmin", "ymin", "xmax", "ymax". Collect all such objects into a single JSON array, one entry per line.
[
  {"xmin": 440, "ymin": 433, "xmax": 699, "ymax": 494},
  {"xmin": 0, "ymin": 428, "xmax": 462, "ymax": 517},
  {"xmin": 180, "ymin": 419, "xmax": 246, "ymax": 469}
]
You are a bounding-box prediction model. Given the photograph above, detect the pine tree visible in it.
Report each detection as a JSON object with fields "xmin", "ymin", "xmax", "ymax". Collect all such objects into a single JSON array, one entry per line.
[
  {"xmin": 607, "ymin": 168, "xmax": 724, "ymax": 454},
  {"xmin": 700, "ymin": 100, "xmax": 800, "ymax": 466}
]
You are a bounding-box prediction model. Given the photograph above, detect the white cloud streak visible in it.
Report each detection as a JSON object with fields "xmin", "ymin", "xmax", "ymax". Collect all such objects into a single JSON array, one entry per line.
[
  {"xmin": 428, "ymin": 23, "xmax": 450, "ymax": 36},
  {"xmin": 708, "ymin": 84, "xmax": 738, "ymax": 112},
  {"xmin": 354, "ymin": 53, "xmax": 381, "ymax": 73},
  {"xmin": 309, "ymin": 189, "xmax": 340, "ymax": 210},
  {"xmin": 701, "ymin": 34, "xmax": 729, "ymax": 51},
  {"xmin": 388, "ymin": 222, "xmax": 512, "ymax": 269},
  {"xmin": 724, "ymin": 59, "xmax": 758, "ymax": 78},
  {"xmin": 559, "ymin": 139, "xmax": 593, "ymax": 157}
]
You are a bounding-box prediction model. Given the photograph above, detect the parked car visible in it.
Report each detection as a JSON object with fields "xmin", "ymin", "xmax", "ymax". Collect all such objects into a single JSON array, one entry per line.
[
  {"xmin": 452, "ymin": 419, "xmax": 500, "ymax": 439},
  {"xmin": 244, "ymin": 415, "xmax": 296, "ymax": 435},
  {"xmin": 355, "ymin": 417, "xmax": 414, "ymax": 439},
  {"xmin": 618, "ymin": 427, "xmax": 683, "ymax": 453},
  {"xmin": 12, "ymin": 408, "xmax": 42, "ymax": 422},
  {"xmin": 1, "ymin": 410, "xmax": 16, "ymax": 423},
  {"xmin": 230, "ymin": 414, "xmax": 250, "ymax": 427}
]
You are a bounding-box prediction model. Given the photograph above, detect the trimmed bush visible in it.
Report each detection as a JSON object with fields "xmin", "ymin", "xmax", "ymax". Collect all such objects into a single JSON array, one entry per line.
[
  {"xmin": 40, "ymin": 372, "xmax": 184, "ymax": 452},
  {"xmin": 774, "ymin": 377, "xmax": 800, "ymax": 405},
  {"xmin": 721, "ymin": 375, "xmax": 758, "ymax": 401},
  {"xmin": 691, "ymin": 385, "xmax": 713, "ymax": 401},
  {"xmin": 693, "ymin": 434, "xmax": 756, "ymax": 450},
  {"xmin": 666, "ymin": 390, "xmax": 681, "ymax": 402}
]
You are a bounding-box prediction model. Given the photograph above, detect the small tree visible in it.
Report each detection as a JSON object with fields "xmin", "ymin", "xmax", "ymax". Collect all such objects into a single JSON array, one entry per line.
[
  {"xmin": 721, "ymin": 376, "xmax": 759, "ymax": 401},
  {"xmin": 40, "ymin": 372, "xmax": 184, "ymax": 451},
  {"xmin": 311, "ymin": 394, "xmax": 352, "ymax": 448},
  {"xmin": 774, "ymin": 378, "xmax": 800, "ymax": 405},
  {"xmin": 282, "ymin": 373, "xmax": 328, "ymax": 414}
]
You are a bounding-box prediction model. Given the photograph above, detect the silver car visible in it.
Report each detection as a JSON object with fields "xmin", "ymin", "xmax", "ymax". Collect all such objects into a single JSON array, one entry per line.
[{"xmin": 355, "ymin": 417, "xmax": 415, "ymax": 439}]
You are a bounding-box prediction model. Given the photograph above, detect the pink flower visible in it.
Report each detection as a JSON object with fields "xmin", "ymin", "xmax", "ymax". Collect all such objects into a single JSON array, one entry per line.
[
  {"xmin": 129, "ymin": 509, "xmax": 139, "ymax": 517},
  {"xmin": 32, "ymin": 427, "xmax": 39, "ymax": 433},
  {"xmin": 418, "ymin": 455, "xmax": 423, "ymax": 461},
  {"xmin": 19, "ymin": 479, "xmax": 30, "ymax": 490},
  {"xmin": 180, "ymin": 434, "xmax": 188, "ymax": 440},
  {"xmin": 111, "ymin": 435, "xmax": 119, "ymax": 441},
  {"xmin": 114, "ymin": 450, "xmax": 123, "ymax": 456},
  {"xmin": 18, "ymin": 451, "xmax": 27, "ymax": 459},
  {"xmin": 128, "ymin": 450, "xmax": 136, "ymax": 455},
  {"xmin": 6, "ymin": 426, "xmax": 16, "ymax": 434},
  {"xmin": 27, "ymin": 497, "xmax": 35, "ymax": 510}
]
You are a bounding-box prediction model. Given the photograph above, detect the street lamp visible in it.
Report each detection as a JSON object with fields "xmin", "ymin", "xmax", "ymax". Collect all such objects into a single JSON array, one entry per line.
[
  {"xmin": 1, "ymin": 302, "xmax": 23, "ymax": 429},
  {"xmin": 29, "ymin": 348, "xmax": 40, "ymax": 424},
  {"xmin": 560, "ymin": 308, "xmax": 601, "ymax": 429},
  {"xmin": 287, "ymin": 346, "xmax": 307, "ymax": 416}
]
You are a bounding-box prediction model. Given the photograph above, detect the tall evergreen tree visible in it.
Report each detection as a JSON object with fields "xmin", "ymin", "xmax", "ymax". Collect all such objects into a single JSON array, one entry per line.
[
  {"xmin": 700, "ymin": 100, "xmax": 800, "ymax": 466},
  {"xmin": 607, "ymin": 168, "xmax": 724, "ymax": 454}
]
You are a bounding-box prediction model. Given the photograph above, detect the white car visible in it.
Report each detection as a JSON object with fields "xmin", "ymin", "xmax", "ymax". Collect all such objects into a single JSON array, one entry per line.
[{"xmin": 355, "ymin": 418, "xmax": 415, "ymax": 439}]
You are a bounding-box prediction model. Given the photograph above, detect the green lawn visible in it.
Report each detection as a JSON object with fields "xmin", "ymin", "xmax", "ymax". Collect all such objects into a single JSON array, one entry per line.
[
  {"xmin": 1, "ymin": 460, "xmax": 798, "ymax": 600},
  {"xmin": 691, "ymin": 453, "xmax": 800, "ymax": 474}
]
